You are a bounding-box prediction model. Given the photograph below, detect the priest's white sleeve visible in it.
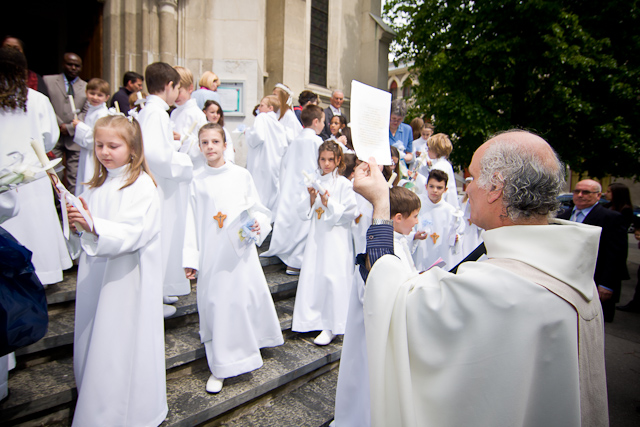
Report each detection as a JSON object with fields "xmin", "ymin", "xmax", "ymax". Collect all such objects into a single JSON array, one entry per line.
[
  {"xmin": 182, "ymin": 183, "xmax": 200, "ymax": 271},
  {"xmin": 81, "ymin": 180, "xmax": 161, "ymax": 257}
]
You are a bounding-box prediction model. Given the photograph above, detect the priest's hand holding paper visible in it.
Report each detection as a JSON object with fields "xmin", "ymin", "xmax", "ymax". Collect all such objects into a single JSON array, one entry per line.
[
  {"xmin": 353, "ymin": 157, "xmax": 390, "ymax": 220},
  {"xmin": 184, "ymin": 268, "xmax": 197, "ymax": 280},
  {"xmin": 67, "ymin": 197, "xmax": 94, "ymax": 234}
]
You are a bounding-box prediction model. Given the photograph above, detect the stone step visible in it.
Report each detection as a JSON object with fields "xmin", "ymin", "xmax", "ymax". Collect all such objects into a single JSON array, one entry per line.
[
  {"xmin": 161, "ymin": 332, "xmax": 341, "ymax": 427},
  {"xmin": 44, "ymin": 260, "xmax": 291, "ymax": 307},
  {"xmin": 22, "ymin": 271, "xmax": 298, "ymax": 359},
  {"xmin": 220, "ymin": 364, "xmax": 338, "ymax": 427},
  {"xmin": 1, "ymin": 330, "xmax": 342, "ymax": 426},
  {"xmin": 16, "ymin": 292, "xmax": 295, "ymax": 367}
]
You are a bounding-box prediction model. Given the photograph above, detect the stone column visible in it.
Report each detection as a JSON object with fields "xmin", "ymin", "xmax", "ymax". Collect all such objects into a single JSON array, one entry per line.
[{"xmin": 158, "ymin": 0, "xmax": 178, "ymax": 64}]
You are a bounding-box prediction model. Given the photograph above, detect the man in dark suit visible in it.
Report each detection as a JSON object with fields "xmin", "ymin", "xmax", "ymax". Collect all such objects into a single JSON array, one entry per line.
[
  {"xmin": 320, "ymin": 90, "xmax": 348, "ymax": 140},
  {"xmin": 558, "ymin": 179, "xmax": 628, "ymax": 322},
  {"xmin": 43, "ymin": 52, "xmax": 88, "ymax": 194},
  {"xmin": 110, "ymin": 71, "xmax": 144, "ymax": 115}
]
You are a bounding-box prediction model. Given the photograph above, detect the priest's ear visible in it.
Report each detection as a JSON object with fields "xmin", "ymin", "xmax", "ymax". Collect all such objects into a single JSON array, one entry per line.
[{"xmin": 487, "ymin": 172, "xmax": 504, "ymax": 204}]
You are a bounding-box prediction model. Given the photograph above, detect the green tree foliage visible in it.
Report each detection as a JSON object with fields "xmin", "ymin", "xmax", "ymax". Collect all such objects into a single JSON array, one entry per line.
[{"xmin": 385, "ymin": 0, "xmax": 640, "ymax": 178}]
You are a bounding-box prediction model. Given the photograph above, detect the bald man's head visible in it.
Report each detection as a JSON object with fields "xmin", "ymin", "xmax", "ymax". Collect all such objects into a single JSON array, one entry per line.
[{"xmin": 468, "ymin": 130, "xmax": 565, "ymax": 228}]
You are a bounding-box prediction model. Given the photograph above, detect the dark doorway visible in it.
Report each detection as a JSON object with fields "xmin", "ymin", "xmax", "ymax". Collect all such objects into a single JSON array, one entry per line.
[{"xmin": 3, "ymin": 0, "xmax": 103, "ymax": 80}]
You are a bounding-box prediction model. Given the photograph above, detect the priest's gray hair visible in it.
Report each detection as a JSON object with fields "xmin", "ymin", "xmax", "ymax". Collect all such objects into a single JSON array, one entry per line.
[{"xmin": 478, "ymin": 132, "xmax": 565, "ymax": 221}]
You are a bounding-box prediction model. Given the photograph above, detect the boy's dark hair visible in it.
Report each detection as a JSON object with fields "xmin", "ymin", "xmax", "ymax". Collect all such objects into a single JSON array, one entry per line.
[
  {"xmin": 342, "ymin": 153, "xmax": 356, "ymax": 179},
  {"xmin": 301, "ymin": 104, "xmax": 324, "ymax": 127},
  {"xmin": 298, "ymin": 90, "xmax": 318, "ymax": 106},
  {"xmin": 144, "ymin": 62, "xmax": 179, "ymax": 94},
  {"xmin": 390, "ymin": 186, "xmax": 421, "ymax": 218},
  {"xmin": 123, "ymin": 71, "xmax": 143, "ymax": 87},
  {"xmin": 428, "ymin": 169, "xmax": 448, "ymax": 186}
]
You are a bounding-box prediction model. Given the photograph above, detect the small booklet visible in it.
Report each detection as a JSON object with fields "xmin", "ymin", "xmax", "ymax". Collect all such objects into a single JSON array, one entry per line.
[{"xmin": 226, "ymin": 210, "xmax": 258, "ymax": 257}]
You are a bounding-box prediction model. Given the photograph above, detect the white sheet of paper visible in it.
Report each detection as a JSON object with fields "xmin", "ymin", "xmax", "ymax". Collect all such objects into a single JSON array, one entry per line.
[{"xmin": 350, "ymin": 80, "xmax": 392, "ymax": 165}]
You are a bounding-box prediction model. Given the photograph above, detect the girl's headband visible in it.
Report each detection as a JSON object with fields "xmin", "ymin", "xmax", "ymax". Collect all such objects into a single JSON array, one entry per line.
[{"xmin": 275, "ymin": 83, "xmax": 293, "ymax": 108}]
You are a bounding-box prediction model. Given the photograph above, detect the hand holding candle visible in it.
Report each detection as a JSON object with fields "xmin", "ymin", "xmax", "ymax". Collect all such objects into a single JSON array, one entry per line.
[
  {"xmin": 302, "ymin": 170, "xmax": 327, "ymax": 195},
  {"xmin": 67, "ymin": 197, "xmax": 94, "ymax": 233},
  {"xmin": 68, "ymin": 94, "xmax": 78, "ymax": 120}
]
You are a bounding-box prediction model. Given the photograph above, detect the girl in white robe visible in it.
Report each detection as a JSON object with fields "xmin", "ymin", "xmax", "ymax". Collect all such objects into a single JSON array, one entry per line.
[
  {"xmin": 244, "ymin": 95, "xmax": 288, "ymax": 214},
  {"xmin": 0, "ymin": 72, "xmax": 72, "ymax": 285},
  {"xmin": 203, "ymin": 99, "xmax": 235, "ymax": 163},
  {"xmin": 68, "ymin": 115, "xmax": 167, "ymax": 427},
  {"xmin": 183, "ymin": 123, "xmax": 284, "ymax": 394},
  {"xmin": 292, "ymin": 141, "xmax": 358, "ymax": 346},
  {"xmin": 273, "ymin": 83, "xmax": 302, "ymax": 145}
]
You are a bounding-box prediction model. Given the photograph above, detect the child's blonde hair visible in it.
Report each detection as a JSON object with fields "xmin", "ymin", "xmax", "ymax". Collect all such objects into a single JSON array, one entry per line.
[
  {"xmin": 87, "ymin": 115, "xmax": 156, "ymax": 190},
  {"xmin": 318, "ymin": 140, "xmax": 345, "ymax": 174},
  {"xmin": 262, "ymin": 95, "xmax": 280, "ymax": 112},
  {"xmin": 86, "ymin": 78, "xmax": 110, "ymax": 96},
  {"xmin": 427, "ymin": 133, "xmax": 453, "ymax": 158},
  {"xmin": 174, "ymin": 66, "xmax": 193, "ymax": 89}
]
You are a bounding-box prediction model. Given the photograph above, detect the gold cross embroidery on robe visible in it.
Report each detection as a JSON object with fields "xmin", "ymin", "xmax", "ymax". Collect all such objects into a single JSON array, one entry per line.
[
  {"xmin": 468, "ymin": 219, "xmax": 473, "ymax": 226},
  {"xmin": 214, "ymin": 211, "xmax": 227, "ymax": 228},
  {"xmin": 315, "ymin": 207, "xmax": 325, "ymax": 220},
  {"xmin": 355, "ymin": 214, "xmax": 362, "ymax": 224},
  {"xmin": 430, "ymin": 232, "xmax": 440, "ymax": 244}
]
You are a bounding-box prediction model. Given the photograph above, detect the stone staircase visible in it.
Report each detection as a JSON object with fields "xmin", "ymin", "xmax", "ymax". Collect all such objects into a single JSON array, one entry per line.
[{"xmin": 0, "ymin": 245, "xmax": 341, "ymax": 426}]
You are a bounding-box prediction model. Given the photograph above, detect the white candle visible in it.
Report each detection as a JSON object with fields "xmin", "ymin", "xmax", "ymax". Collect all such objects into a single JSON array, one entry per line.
[
  {"xmin": 68, "ymin": 94, "xmax": 77, "ymax": 120},
  {"xmin": 114, "ymin": 100, "xmax": 120, "ymax": 113},
  {"xmin": 180, "ymin": 121, "xmax": 198, "ymax": 144},
  {"xmin": 387, "ymin": 171, "xmax": 397, "ymax": 188},
  {"xmin": 302, "ymin": 170, "xmax": 326, "ymax": 194},
  {"xmin": 30, "ymin": 140, "xmax": 51, "ymax": 170},
  {"xmin": 137, "ymin": 91, "xmax": 142, "ymax": 100}
]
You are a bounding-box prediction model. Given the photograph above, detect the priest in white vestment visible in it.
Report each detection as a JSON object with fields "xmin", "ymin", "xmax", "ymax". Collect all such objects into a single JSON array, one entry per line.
[{"xmin": 352, "ymin": 130, "xmax": 608, "ymax": 427}]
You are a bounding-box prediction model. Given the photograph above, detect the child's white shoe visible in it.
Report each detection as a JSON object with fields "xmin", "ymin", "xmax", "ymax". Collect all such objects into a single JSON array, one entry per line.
[
  {"xmin": 163, "ymin": 296, "xmax": 179, "ymax": 304},
  {"xmin": 206, "ymin": 374, "xmax": 224, "ymax": 393},
  {"xmin": 163, "ymin": 304, "xmax": 177, "ymax": 318},
  {"xmin": 314, "ymin": 330, "xmax": 336, "ymax": 346}
]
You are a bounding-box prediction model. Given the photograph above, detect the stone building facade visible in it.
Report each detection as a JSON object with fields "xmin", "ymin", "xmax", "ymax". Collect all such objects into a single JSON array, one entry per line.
[{"xmin": 103, "ymin": 0, "xmax": 393, "ymax": 133}]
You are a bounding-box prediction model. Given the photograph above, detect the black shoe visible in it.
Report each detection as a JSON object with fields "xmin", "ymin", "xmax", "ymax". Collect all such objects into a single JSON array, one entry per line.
[{"xmin": 616, "ymin": 302, "xmax": 640, "ymax": 313}]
